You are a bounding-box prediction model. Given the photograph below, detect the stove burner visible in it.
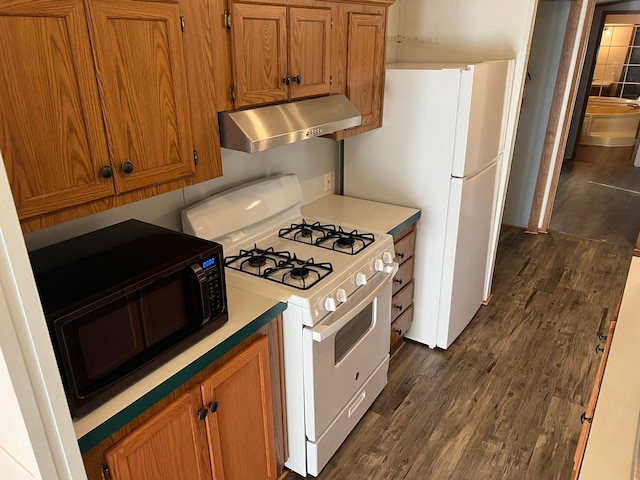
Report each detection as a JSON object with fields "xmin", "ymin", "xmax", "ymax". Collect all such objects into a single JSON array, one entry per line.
[
  {"xmin": 335, "ymin": 237, "xmax": 355, "ymax": 249},
  {"xmin": 279, "ymin": 220, "xmax": 375, "ymax": 255},
  {"xmin": 248, "ymin": 255, "xmax": 268, "ymax": 268},
  {"xmin": 225, "ymin": 246, "xmax": 332, "ymax": 290},
  {"xmin": 290, "ymin": 267, "xmax": 310, "ymax": 280}
]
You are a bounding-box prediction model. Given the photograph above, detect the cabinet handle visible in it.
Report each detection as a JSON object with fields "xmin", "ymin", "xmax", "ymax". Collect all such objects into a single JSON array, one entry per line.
[
  {"xmin": 294, "ymin": 74, "xmax": 302, "ymax": 85},
  {"xmin": 394, "ymin": 328, "xmax": 403, "ymax": 335},
  {"xmin": 395, "ymin": 304, "xmax": 403, "ymax": 311},
  {"xmin": 595, "ymin": 345, "xmax": 604, "ymax": 353},
  {"xmin": 397, "ymin": 252, "xmax": 405, "ymax": 259},
  {"xmin": 580, "ymin": 412, "xmax": 592, "ymax": 424},
  {"xmin": 121, "ymin": 161, "xmax": 134, "ymax": 174},
  {"xmin": 99, "ymin": 165, "xmax": 113, "ymax": 179},
  {"xmin": 394, "ymin": 278, "xmax": 403, "ymax": 285},
  {"xmin": 208, "ymin": 401, "xmax": 219, "ymax": 413},
  {"xmin": 283, "ymin": 76, "xmax": 292, "ymax": 86},
  {"xmin": 598, "ymin": 333, "xmax": 607, "ymax": 341},
  {"xmin": 196, "ymin": 408, "xmax": 208, "ymax": 420}
]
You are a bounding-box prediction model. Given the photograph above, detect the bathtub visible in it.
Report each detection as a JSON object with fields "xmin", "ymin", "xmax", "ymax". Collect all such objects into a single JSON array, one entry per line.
[{"xmin": 580, "ymin": 96, "xmax": 640, "ymax": 147}]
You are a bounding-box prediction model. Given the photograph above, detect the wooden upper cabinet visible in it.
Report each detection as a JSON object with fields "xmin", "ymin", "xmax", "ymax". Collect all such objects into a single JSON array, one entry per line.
[
  {"xmin": 346, "ymin": 11, "xmax": 384, "ymax": 129},
  {"xmin": 230, "ymin": 3, "xmax": 289, "ymax": 107},
  {"xmin": 86, "ymin": 0, "xmax": 196, "ymax": 193},
  {"xmin": 0, "ymin": 0, "xmax": 114, "ymax": 219},
  {"xmin": 201, "ymin": 336, "xmax": 277, "ymax": 480},
  {"xmin": 289, "ymin": 7, "xmax": 332, "ymax": 99},
  {"xmin": 331, "ymin": 3, "xmax": 386, "ymax": 140},
  {"xmin": 229, "ymin": 2, "xmax": 332, "ymax": 108},
  {"xmin": 105, "ymin": 388, "xmax": 213, "ymax": 480}
]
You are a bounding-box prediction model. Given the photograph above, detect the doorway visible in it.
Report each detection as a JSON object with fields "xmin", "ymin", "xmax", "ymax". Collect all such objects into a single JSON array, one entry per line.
[{"xmin": 550, "ymin": 15, "xmax": 640, "ymax": 247}]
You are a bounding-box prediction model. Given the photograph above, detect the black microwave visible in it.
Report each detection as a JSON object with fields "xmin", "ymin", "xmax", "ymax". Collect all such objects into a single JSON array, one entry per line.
[{"xmin": 29, "ymin": 219, "xmax": 227, "ymax": 417}]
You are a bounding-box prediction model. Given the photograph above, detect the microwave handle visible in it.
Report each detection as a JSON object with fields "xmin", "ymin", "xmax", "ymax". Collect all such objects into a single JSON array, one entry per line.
[
  {"xmin": 311, "ymin": 262, "xmax": 398, "ymax": 342},
  {"xmin": 189, "ymin": 263, "xmax": 211, "ymax": 325}
]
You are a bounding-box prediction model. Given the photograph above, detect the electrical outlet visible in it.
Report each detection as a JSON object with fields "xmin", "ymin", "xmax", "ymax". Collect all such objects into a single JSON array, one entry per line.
[{"xmin": 323, "ymin": 172, "xmax": 333, "ymax": 192}]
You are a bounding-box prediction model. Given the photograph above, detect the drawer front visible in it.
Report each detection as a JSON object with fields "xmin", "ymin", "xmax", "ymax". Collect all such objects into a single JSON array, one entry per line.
[
  {"xmin": 393, "ymin": 257, "xmax": 414, "ymax": 296},
  {"xmin": 394, "ymin": 230, "xmax": 415, "ymax": 264},
  {"xmin": 392, "ymin": 282, "xmax": 414, "ymax": 322},
  {"xmin": 390, "ymin": 305, "xmax": 413, "ymax": 356}
]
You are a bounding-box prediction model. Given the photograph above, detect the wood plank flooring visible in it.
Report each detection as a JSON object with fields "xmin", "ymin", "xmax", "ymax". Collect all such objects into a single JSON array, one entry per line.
[
  {"xmin": 283, "ymin": 226, "xmax": 633, "ymax": 480},
  {"xmin": 550, "ymin": 145, "xmax": 640, "ymax": 246}
]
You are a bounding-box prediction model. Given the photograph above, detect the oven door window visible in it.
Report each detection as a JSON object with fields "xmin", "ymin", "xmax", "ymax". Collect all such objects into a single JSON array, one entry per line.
[{"xmin": 334, "ymin": 303, "xmax": 374, "ymax": 364}]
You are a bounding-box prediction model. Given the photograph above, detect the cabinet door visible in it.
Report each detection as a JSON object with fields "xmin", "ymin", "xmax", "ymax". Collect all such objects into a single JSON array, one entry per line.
[
  {"xmin": 201, "ymin": 336, "xmax": 277, "ymax": 480},
  {"xmin": 104, "ymin": 388, "xmax": 212, "ymax": 480},
  {"xmin": 345, "ymin": 9, "xmax": 385, "ymax": 131},
  {"xmin": 0, "ymin": 0, "xmax": 114, "ymax": 220},
  {"xmin": 87, "ymin": 0, "xmax": 196, "ymax": 193},
  {"xmin": 230, "ymin": 3, "xmax": 288, "ymax": 107},
  {"xmin": 289, "ymin": 6, "xmax": 332, "ymax": 99}
]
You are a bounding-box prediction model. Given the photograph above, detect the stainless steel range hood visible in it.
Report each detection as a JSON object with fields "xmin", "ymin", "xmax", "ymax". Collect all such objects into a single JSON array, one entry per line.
[{"xmin": 218, "ymin": 94, "xmax": 361, "ymax": 153}]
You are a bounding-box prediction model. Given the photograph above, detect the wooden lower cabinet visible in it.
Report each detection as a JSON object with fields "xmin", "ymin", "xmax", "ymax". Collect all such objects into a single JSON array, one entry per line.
[
  {"xmin": 104, "ymin": 388, "xmax": 212, "ymax": 480},
  {"xmin": 83, "ymin": 320, "xmax": 285, "ymax": 480},
  {"xmin": 390, "ymin": 224, "xmax": 417, "ymax": 357},
  {"xmin": 103, "ymin": 337, "xmax": 276, "ymax": 480},
  {"xmin": 571, "ymin": 305, "xmax": 619, "ymax": 480}
]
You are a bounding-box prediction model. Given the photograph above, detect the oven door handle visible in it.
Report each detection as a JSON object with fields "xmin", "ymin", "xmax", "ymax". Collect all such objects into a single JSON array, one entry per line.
[{"xmin": 311, "ymin": 262, "xmax": 399, "ymax": 342}]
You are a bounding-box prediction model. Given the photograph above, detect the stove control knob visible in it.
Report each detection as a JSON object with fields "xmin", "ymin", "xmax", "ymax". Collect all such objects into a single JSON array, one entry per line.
[
  {"xmin": 374, "ymin": 258, "xmax": 385, "ymax": 272},
  {"xmin": 383, "ymin": 251, "xmax": 394, "ymax": 264},
  {"xmin": 324, "ymin": 297, "xmax": 337, "ymax": 312},
  {"xmin": 355, "ymin": 272, "xmax": 367, "ymax": 286},
  {"xmin": 336, "ymin": 288, "xmax": 347, "ymax": 303}
]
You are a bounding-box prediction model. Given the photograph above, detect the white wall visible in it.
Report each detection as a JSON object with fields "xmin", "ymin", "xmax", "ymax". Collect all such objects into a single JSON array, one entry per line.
[
  {"xmin": 502, "ymin": 1, "xmax": 571, "ymax": 227},
  {"xmin": 0, "ymin": 153, "xmax": 87, "ymax": 479},
  {"xmin": 25, "ymin": 138, "xmax": 339, "ymax": 250}
]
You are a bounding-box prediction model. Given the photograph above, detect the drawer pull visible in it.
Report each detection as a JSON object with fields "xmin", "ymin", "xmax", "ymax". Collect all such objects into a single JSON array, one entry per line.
[
  {"xmin": 595, "ymin": 345, "xmax": 605, "ymax": 353},
  {"xmin": 580, "ymin": 412, "xmax": 592, "ymax": 424}
]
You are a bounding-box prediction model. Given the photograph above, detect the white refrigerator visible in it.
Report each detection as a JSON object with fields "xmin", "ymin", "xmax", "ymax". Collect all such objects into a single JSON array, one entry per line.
[{"xmin": 344, "ymin": 60, "xmax": 514, "ymax": 349}]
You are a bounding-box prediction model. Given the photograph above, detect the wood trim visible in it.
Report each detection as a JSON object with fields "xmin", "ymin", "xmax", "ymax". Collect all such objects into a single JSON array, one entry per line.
[{"xmin": 526, "ymin": 0, "xmax": 596, "ymax": 234}]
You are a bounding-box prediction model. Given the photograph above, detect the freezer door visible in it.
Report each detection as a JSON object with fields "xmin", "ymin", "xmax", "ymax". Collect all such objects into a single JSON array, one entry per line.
[
  {"xmin": 437, "ymin": 161, "xmax": 499, "ymax": 348},
  {"xmin": 451, "ymin": 60, "xmax": 511, "ymax": 178}
]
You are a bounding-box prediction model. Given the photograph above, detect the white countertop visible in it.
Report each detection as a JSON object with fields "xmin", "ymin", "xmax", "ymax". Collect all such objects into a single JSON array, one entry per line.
[
  {"xmin": 580, "ymin": 256, "xmax": 640, "ymax": 479},
  {"xmin": 301, "ymin": 194, "xmax": 420, "ymax": 237},
  {"xmin": 74, "ymin": 285, "xmax": 285, "ymax": 443}
]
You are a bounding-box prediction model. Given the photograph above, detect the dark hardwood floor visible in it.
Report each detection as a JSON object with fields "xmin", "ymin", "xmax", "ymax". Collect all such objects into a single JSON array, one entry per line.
[
  {"xmin": 284, "ymin": 226, "xmax": 633, "ymax": 480},
  {"xmin": 550, "ymin": 145, "xmax": 640, "ymax": 246}
]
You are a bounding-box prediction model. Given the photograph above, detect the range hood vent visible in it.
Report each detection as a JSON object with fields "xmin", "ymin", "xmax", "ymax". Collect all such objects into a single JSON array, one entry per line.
[{"xmin": 218, "ymin": 95, "xmax": 361, "ymax": 153}]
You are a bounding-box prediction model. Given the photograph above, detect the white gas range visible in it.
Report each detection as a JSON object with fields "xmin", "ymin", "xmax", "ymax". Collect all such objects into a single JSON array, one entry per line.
[{"xmin": 182, "ymin": 174, "xmax": 398, "ymax": 476}]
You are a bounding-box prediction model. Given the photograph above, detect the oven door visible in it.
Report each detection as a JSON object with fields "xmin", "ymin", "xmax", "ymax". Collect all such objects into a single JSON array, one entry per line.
[{"xmin": 302, "ymin": 264, "xmax": 398, "ymax": 441}]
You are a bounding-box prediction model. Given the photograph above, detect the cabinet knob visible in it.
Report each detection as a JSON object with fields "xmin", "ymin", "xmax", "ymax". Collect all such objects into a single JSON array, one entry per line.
[
  {"xmin": 595, "ymin": 344, "xmax": 604, "ymax": 353},
  {"xmin": 395, "ymin": 304, "xmax": 403, "ymax": 311},
  {"xmin": 597, "ymin": 333, "xmax": 607, "ymax": 341},
  {"xmin": 394, "ymin": 328, "xmax": 403, "ymax": 335},
  {"xmin": 395, "ymin": 278, "xmax": 403, "ymax": 285},
  {"xmin": 196, "ymin": 408, "xmax": 208, "ymax": 420},
  {"xmin": 397, "ymin": 252, "xmax": 405, "ymax": 259},
  {"xmin": 580, "ymin": 412, "xmax": 592, "ymax": 424},
  {"xmin": 121, "ymin": 161, "xmax": 134, "ymax": 174},
  {"xmin": 99, "ymin": 165, "xmax": 113, "ymax": 179},
  {"xmin": 208, "ymin": 401, "xmax": 219, "ymax": 413},
  {"xmin": 294, "ymin": 75, "xmax": 302, "ymax": 85},
  {"xmin": 283, "ymin": 76, "xmax": 292, "ymax": 86}
]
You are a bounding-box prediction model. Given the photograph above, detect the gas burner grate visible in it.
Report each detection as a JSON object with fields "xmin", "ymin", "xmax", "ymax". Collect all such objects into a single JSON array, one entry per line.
[
  {"xmin": 263, "ymin": 255, "xmax": 333, "ymax": 290},
  {"xmin": 224, "ymin": 246, "xmax": 332, "ymax": 290},
  {"xmin": 279, "ymin": 220, "xmax": 375, "ymax": 255}
]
